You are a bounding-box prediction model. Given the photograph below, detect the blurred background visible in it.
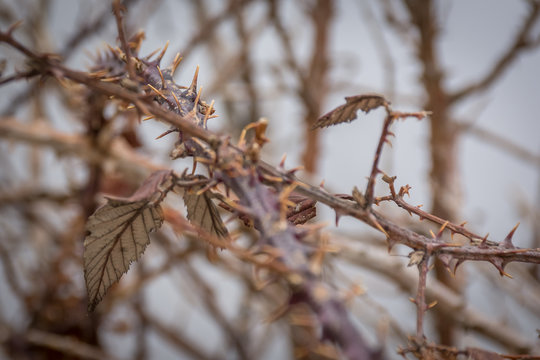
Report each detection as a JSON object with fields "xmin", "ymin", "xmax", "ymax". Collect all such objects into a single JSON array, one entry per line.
[{"xmin": 0, "ymin": 0, "xmax": 539, "ymax": 359}]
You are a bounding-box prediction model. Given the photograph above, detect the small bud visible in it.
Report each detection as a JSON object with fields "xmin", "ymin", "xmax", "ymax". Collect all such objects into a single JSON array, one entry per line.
[
  {"xmin": 427, "ymin": 300, "xmax": 438, "ymax": 309},
  {"xmin": 382, "ymin": 174, "xmax": 396, "ymax": 184}
]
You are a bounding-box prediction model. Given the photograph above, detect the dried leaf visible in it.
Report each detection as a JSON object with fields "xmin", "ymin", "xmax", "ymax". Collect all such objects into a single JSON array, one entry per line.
[
  {"xmin": 84, "ymin": 170, "xmax": 173, "ymax": 311},
  {"xmin": 183, "ymin": 188, "xmax": 228, "ymax": 240},
  {"xmin": 408, "ymin": 250, "xmax": 425, "ymax": 267},
  {"xmin": 312, "ymin": 94, "xmax": 389, "ymax": 129}
]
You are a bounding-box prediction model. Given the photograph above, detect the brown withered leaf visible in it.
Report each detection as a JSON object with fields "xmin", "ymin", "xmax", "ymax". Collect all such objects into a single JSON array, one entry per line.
[
  {"xmin": 312, "ymin": 94, "xmax": 389, "ymax": 129},
  {"xmin": 407, "ymin": 250, "xmax": 425, "ymax": 267},
  {"xmin": 183, "ymin": 187, "xmax": 229, "ymax": 240},
  {"xmin": 84, "ymin": 170, "xmax": 173, "ymax": 312}
]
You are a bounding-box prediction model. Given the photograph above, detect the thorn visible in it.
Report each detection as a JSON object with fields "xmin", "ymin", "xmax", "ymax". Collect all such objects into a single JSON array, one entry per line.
[
  {"xmin": 370, "ymin": 215, "xmax": 389, "ymax": 238},
  {"xmin": 156, "ymin": 40, "xmax": 169, "ymax": 64},
  {"xmin": 171, "ymin": 91, "xmax": 181, "ymax": 109},
  {"xmin": 286, "ymin": 166, "xmax": 304, "ymax": 176},
  {"xmin": 148, "ymin": 84, "xmax": 168, "ymax": 101},
  {"xmin": 427, "ymin": 300, "xmax": 438, "ymax": 309},
  {"xmin": 144, "ymin": 46, "xmax": 162, "ymax": 61},
  {"xmin": 260, "ymin": 173, "xmax": 282, "ymax": 183},
  {"xmin": 143, "ymin": 115, "xmax": 155, "ymax": 121},
  {"xmin": 106, "ymin": 43, "xmax": 118, "ymax": 55},
  {"xmin": 335, "ymin": 209, "xmax": 343, "ymax": 226},
  {"xmin": 238, "ymin": 126, "xmax": 249, "ymax": 147},
  {"xmin": 192, "ymin": 86, "xmax": 203, "ymax": 113},
  {"xmin": 155, "ymin": 128, "xmax": 176, "ymax": 139},
  {"xmin": 180, "ymin": 168, "xmax": 188, "ymax": 178},
  {"xmin": 224, "ymin": 196, "xmax": 254, "ymax": 216},
  {"xmin": 491, "ymin": 259, "xmax": 512, "ymax": 278},
  {"xmin": 408, "ymin": 297, "xmax": 416, "ymax": 304},
  {"xmin": 319, "ymin": 179, "xmax": 326, "ymax": 188},
  {"xmin": 439, "ymin": 254, "xmax": 453, "ymax": 275},
  {"xmin": 386, "ymin": 237, "xmax": 396, "ymax": 252},
  {"xmin": 171, "ymin": 53, "xmax": 183, "ymax": 75},
  {"xmin": 157, "ymin": 66, "xmax": 166, "ymax": 89},
  {"xmin": 436, "ymin": 221, "xmax": 449, "ymax": 239},
  {"xmin": 279, "ymin": 153, "xmax": 287, "ymax": 168},
  {"xmin": 202, "ymin": 100, "xmax": 214, "ymax": 128},
  {"xmin": 298, "ymin": 222, "xmax": 328, "ymax": 235},
  {"xmin": 279, "ymin": 184, "xmax": 299, "ymax": 221},
  {"xmin": 502, "ymin": 222, "xmax": 519, "ymax": 249},
  {"xmin": 101, "ymin": 76, "xmax": 123, "ymax": 82},
  {"xmin": 188, "ymin": 65, "xmax": 199, "ymax": 95},
  {"xmin": 459, "ymin": 221, "xmax": 467, "ymax": 227},
  {"xmin": 480, "ymin": 233, "xmax": 490, "ymax": 247},
  {"xmin": 7, "ymin": 20, "xmax": 24, "ymax": 35},
  {"xmin": 453, "ymin": 259, "xmax": 464, "ymax": 275},
  {"xmin": 195, "ymin": 180, "xmax": 217, "ymax": 196}
]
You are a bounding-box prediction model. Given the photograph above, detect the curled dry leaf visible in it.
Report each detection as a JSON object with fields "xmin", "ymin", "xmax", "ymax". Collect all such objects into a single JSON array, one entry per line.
[
  {"xmin": 286, "ymin": 194, "xmax": 317, "ymax": 225},
  {"xmin": 84, "ymin": 170, "xmax": 173, "ymax": 312},
  {"xmin": 312, "ymin": 94, "xmax": 389, "ymax": 129}
]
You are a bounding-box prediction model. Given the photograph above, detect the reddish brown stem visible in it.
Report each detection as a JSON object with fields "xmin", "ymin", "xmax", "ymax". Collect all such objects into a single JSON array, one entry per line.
[{"xmin": 365, "ymin": 113, "xmax": 393, "ymax": 207}]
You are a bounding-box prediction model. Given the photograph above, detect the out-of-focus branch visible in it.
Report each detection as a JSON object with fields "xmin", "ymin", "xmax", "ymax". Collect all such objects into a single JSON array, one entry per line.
[
  {"xmin": 175, "ymin": 0, "xmax": 254, "ymax": 60},
  {"xmin": 450, "ymin": 1, "xmax": 540, "ymax": 104},
  {"xmin": 0, "ymin": 118, "xmax": 161, "ymax": 178},
  {"xmin": 0, "ymin": 240, "xmax": 25, "ymax": 300},
  {"xmin": 183, "ymin": 262, "xmax": 250, "ymax": 360},
  {"xmin": 268, "ymin": 0, "xmax": 334, "ymax": 174},
  {"xmin": 0, "ymin": 189, "xmax": 74, "ymax": 206},
  {"xmin": 458, "ymin": 121, "xmax": 540, "ymax": 167},
  {"xmin": 4, "ymin": 327, "xmax": 119, "ymax": 360},
  {"xmin": 357, "ymin": 1, "xmax": 396, "ymax": 98},
  {"xmin": 138, "ymin": 309, "xmax": 215, "ymax": 360},
  {"xmin": 414, "ymin": 253, "xmax": 429, "ymax": 340}
]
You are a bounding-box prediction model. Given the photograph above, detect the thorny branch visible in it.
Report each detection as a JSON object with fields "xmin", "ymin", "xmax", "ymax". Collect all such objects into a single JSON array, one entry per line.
[{"xmin": 1, "ymin": 4, "xmax": 540, "ymax": 359}]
